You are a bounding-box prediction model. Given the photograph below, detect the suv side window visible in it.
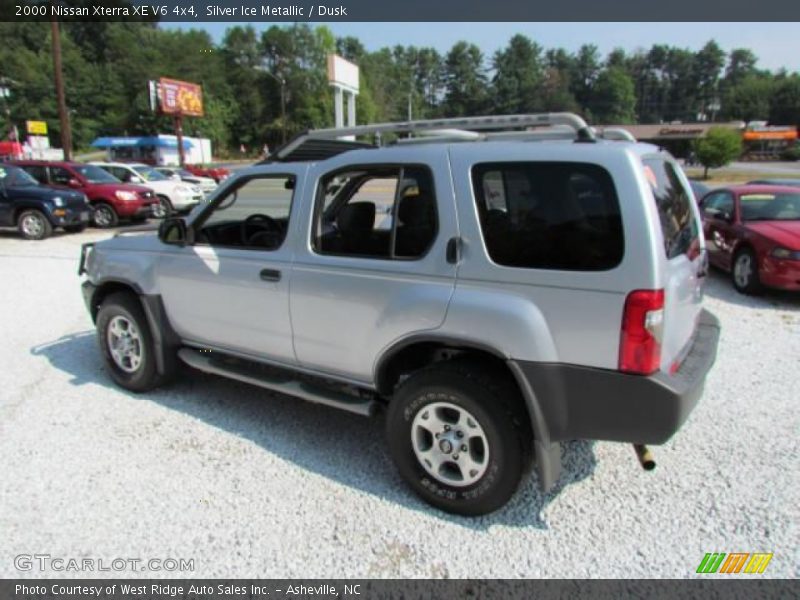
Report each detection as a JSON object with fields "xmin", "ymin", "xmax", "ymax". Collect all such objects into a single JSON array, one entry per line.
[
  {"xmin": 21, "ymin": 165, "xmax": 48, "ymax": 183},
  {"xmin": 642, "ymin": 158, "xmax": 699, "ymax": 259},
  {"xmin": 471, "ymin": 162, "xmax": 623, "ymax": 271},
  {"xmin": 104, "ymin": 166, "xmax": 131, "ymax": 182},
  {"xmin": 50, "ymin": 166, "xmax": 74, "ymax": 185},
  {"xmin": 313, "ymin": 165, "xmax": 437, "ymax": 260},
  {"xmin": 194, "ymin": 175, "xmax": 295, "ymax": 251}
]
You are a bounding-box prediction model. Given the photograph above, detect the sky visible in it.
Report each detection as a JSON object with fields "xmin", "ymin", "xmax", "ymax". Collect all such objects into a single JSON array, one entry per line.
[{"xmin": 165, "ymin": 22, "xmax": 800, "ymax": 73}]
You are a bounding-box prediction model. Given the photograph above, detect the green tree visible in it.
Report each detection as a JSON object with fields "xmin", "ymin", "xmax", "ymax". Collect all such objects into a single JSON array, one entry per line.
[
  {"xmin": 491, "ymin": 34, "xmax": 544, "ymax": 114},
  {"xmin": 722, "ymin": 75, "xmax": 774, "ymax": 122},
  {"xmin": 442, "ymin": 42, "xmax": 488, "ymax": 116},
  {"xmin": 694, "ymin": 127, "xmax": 742, "ymax": 178},
  {"xmin": 591, "ymin": 67, "xmax": 637, "ymax": 123}
]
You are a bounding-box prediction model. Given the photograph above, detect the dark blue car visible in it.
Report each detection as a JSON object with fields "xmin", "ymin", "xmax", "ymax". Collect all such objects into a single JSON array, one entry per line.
[{"xmin": 0, "ymin": 164, "xmax": 91, "ymax": 239}]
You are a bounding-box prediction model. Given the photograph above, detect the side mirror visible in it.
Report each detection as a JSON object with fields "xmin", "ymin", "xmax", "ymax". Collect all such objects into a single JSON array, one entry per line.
[
  {"xmin": 158, "ymin": 217, "xmax": 188, "ymax": 246},
  {"xmin": 67, "ymin": 178, "xmax": 82, "ymax": 188},
  {"xmin": 130, "ymin": 175, "xmax": 144, "ymax": 184}
]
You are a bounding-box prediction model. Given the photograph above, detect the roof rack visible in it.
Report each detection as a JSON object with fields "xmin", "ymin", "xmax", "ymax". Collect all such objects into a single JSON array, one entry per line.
[{"xmin": 272, "ymin": 113, "xmax": 596, "ymax": 161}]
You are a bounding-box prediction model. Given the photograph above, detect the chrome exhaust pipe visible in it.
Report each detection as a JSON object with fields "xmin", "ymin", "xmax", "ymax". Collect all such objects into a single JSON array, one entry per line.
[{"xmin": 633, "ymin": 444, "xmax": 656, "ymax": 471}]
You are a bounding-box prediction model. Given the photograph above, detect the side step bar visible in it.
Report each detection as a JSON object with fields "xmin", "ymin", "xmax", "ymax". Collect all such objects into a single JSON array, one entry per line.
[{"xmin": 178, "ymin": 348, "xmax": 377, "ymax": 417}]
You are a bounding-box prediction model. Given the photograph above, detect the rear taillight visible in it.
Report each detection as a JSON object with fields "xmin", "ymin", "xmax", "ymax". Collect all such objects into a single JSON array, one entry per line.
[{"xmin": 619, "ymin": 289, "xmax": 665, "ymax": 375}]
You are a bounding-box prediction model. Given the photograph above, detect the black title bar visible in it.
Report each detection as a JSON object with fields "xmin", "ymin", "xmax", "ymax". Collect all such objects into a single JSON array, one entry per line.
[{"xmin": 3, "ymin": 0, "xmax": 800, "ymax": 21}]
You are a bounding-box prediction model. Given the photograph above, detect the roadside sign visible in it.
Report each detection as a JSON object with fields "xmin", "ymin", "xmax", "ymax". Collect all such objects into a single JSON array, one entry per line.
[{"xmin": 26, "ymin": 120, "xmax": 47, "ymax": 135}]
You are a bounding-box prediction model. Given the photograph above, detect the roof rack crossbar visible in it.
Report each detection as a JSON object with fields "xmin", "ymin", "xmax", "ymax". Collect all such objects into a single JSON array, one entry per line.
[{"xmin": 275, "ymin": 112, "xmax": 595, "ymax": 159}]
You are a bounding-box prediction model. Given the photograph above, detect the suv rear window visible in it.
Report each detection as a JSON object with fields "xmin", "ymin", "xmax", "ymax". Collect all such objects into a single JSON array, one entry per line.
[
  {"xmin": 642, "ymin": 158, "xmax": 699, "ymax": 259},
  {"xmin": 471, "ymin": 162, "xmax": 623, "ymax": 271}
]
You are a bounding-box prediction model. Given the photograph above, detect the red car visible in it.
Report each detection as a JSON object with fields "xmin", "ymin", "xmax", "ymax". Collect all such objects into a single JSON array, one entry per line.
[
  {"xmin": 184, "ymin": 164, "xmax": 230, "ymax": 183},
  {"xmin": 699, "ymin": 185, "xmax": 800, "ymax": 293},
  {"xmin": 12, "ymin": 161, "xmax": 157, "ymax": 228}
]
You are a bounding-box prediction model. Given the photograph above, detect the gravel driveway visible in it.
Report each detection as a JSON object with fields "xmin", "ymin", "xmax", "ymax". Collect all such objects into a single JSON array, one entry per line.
[{"xmin": 1, "ymin": 228, "xmax": 798, "ymax": 579}]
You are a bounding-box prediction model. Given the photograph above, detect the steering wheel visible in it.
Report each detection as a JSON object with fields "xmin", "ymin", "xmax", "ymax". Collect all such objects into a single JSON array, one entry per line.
[{"xmin": 241, "ymin": 213, "xmax": 279, "ymax": 246}]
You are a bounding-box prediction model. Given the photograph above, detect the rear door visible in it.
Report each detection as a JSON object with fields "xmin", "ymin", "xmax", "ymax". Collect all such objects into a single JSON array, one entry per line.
[
  {"xmin": 641, "ymin": 157, "xmax": 705, "ymax": 370},
  {"xmin": 289, "ymin": 147, "xmax": 458, "ymax": 383}
]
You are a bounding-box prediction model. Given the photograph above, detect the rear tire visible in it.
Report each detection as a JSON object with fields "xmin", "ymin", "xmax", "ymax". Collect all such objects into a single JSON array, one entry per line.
[
  {"xmin": 92, "ymin": 203, "xmax": 118, "ymax": 228},
  {"xmin": 386, "ymin": 360, "xmax": 531, "ymax": 516},
  {"xmin": 732, "ymin": 248, "xmax": 762, "ymax": 295},
  {"xmin": 17, "ymin": 209, "xmax": 53, "ymax": 240},
  {"xmin": 96, "ymin": 292, "xmax": 169, "ymax": 392}
]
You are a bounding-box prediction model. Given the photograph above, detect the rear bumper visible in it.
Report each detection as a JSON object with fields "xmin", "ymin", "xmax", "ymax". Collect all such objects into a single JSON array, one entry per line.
[{"xmin": 512, "ymin": 309, "xmax": 720, "ymax": 445}]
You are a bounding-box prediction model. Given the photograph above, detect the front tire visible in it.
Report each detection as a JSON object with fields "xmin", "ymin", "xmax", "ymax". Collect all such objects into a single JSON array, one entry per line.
[
  {"xmin": 386, "ymin": 360, "xmax": 531, "ymax": 516},
  {"xmin": 17, "ymin": 209, "xmax": 53, "ymax": 240},
  {"xmin": 96, "ymin": 292, "xmax": 166, "ymax": 392},
  {"xmin": 152, "ymin": 195, "xmax": 172, "ymax": 219},
  {"xmin": 92, "ymin": 203, "xmax": 119, "ymax": 228},
  {"xmin": 732, "ymin": 248, "xmax": 762, "ymax": 295}
]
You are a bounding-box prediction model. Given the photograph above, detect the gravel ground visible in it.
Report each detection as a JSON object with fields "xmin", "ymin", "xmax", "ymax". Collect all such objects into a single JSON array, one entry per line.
[{"xmin": 0, "ymin": 227, "xmax": 798, "ymax": 579}]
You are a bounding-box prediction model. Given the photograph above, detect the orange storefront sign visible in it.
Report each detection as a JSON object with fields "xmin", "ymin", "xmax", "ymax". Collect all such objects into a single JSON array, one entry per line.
[{"xmin": 743, "ymin": 128, "xmax": 797, "ymax": 141}]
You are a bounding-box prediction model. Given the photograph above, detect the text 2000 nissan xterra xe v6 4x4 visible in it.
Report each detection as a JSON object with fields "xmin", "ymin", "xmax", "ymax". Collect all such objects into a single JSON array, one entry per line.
[{"xmin": 79, "ymin": 113, "xmax": 720, "ymax": 516}]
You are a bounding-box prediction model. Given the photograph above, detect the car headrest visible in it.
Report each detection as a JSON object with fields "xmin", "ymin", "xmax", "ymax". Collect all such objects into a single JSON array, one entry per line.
[
  {"xmin": 398, "ymin": 194, "xmax": 434, "ymax": 227},
  {"xmin": 337, "ymin": 202, "xmax": 376, "ymax": 234}
]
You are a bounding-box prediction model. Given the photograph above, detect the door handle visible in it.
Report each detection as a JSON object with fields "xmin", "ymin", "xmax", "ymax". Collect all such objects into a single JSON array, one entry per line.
[
  {"xmin": 446, "ymin": 237, "xmax": 461, "ymax": 264},
  {"xmin": 259, "ymin": 268, "xmax": 281, "ymax": 282}
]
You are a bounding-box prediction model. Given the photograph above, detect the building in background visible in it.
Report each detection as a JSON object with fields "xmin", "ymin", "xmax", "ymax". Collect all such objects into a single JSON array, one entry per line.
[{"xmin": 90, "ymin": 134, "xmax": 212, "ymax": 166}]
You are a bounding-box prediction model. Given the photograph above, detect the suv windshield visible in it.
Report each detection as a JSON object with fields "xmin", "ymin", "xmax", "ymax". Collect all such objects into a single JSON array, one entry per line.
[
  {"xmin": 73, "ymin": 165, "xmax": 119, "ymax": 183},
  {"xmin": 0, "ymin": 165, "xmax": 38, "ymax": 187},
  {"xmin": 741, "ymin": 193, "xmax": 800, "ymax": 221},
  {"xmin": 136, "ymin": 166, "xmax": 168, "ymax": 182}
]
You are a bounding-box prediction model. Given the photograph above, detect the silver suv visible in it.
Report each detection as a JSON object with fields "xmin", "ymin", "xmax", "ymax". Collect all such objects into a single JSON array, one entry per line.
[{"xmin": 78, "ymin": 114, "xmax": 720, "ymax": 516}]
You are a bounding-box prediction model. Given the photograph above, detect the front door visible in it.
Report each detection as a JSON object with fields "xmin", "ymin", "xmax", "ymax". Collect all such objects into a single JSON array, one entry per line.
[
  {"xmin": 157, "ymin": 169, "xmax": 304, "ymax": 364},
  {"xmin": 701, "ymin": 190, "xmax": 737, "ymax": 270}
]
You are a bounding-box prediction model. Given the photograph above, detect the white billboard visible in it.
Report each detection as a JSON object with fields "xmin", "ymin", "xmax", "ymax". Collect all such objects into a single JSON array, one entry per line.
[{"xmin": 327, "ymin": 54, "xmax": 360, "ymax": 93}]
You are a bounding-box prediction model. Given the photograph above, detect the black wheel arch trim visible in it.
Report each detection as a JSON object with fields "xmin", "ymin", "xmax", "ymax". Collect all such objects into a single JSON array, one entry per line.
[
  {"xmin": 83, "ymin": 278, "xmax": 180, "ymax": 376},
  {"xmin": 374, "ymin": 333, "xmax": 560, "ymax": 492}
]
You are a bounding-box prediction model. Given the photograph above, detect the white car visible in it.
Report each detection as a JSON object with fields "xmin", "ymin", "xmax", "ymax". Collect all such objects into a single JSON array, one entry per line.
[
  {"xmin": 154, "ymin": 167, "xmax": 217, "ymax": 196},
  {"xmin": 90, "ymin": 162, "xmax": 203, "ymax": 218}
]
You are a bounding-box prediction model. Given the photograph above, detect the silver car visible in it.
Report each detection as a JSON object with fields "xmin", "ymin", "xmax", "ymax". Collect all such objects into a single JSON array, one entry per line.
[{"xmin": 79, "ymin": 113, "xmax": 720, "ymax": 516}]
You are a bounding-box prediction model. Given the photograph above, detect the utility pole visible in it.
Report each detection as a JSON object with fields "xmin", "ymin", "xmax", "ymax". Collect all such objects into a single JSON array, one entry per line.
[
  {"xmin": 50, "ymin": 15, "xmax": 72, "ymax": 160},
  {"xmin": 256, "ymin": 64, "xmax": 287, "ymax": 144}
]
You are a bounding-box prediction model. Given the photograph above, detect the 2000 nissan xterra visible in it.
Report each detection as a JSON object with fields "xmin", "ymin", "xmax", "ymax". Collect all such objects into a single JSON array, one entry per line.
[{"xmin": 79, "ymin": 113, "xmax": 720, "ymax": 515}]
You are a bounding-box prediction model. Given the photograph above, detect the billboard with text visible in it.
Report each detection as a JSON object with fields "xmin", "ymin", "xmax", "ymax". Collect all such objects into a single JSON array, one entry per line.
[{"xmin": 158, "ymin": 78, "xmax": 204, "ymax": 117}]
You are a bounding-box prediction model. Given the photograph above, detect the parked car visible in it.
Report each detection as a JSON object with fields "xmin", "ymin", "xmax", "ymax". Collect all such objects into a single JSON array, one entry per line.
[
  {"xmin": 154, "ymin": 167, "xmax": 217, "ymax": 196},
  {"xmin": 90, "ymin": 162, "xmax": 203, "ymax": 218},
  {"xmin": 13, "ymin": 160, "xmax": 157, "ymax": 229},
  {"xmin": 699, "ymin": 184, "xmax": 800, "ymax": 293},
  {"xmin": 0, "ymin": 164, "xmax": 90, "ymax": 239},
  {"xmin": 78, "ymin": 113, "xmax": 720, "ymax": 516},
  {"xmin": 184, "ymin": 164, "xmax": 230, "ymax": 184},
  {"xmin": 746, "ymin": 178, "xmax": 800, "ymax": 188}
]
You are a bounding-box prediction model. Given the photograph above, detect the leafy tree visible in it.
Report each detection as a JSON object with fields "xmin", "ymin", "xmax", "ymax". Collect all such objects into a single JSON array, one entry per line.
[
  {"xmin": 491, "ymin": 34, "xmax": 544, "ymax": 114},
  {"xmin": 442, "ymin": 42, "xmax": 488, "ymax": 116},
  {"xmin": 591, "ymin": 67, "xmax": 637, "ymax": 124},
  {"xmin": 722, "ymin": 75, "xmax": 774, "ymax": 122},
  {"xmin": 769, "ymin": 75, "xmax": 800, "ymax": 127},
  {"xmin": 694, "ymin": 127, "xmax": 742, "ymax": 178}
]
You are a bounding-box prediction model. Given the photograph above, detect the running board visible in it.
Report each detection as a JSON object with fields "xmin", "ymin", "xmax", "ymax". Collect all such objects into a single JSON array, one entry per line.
[{"xmin": 178, "ymin": 348, "xmax": 377, "ymax": 417}]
